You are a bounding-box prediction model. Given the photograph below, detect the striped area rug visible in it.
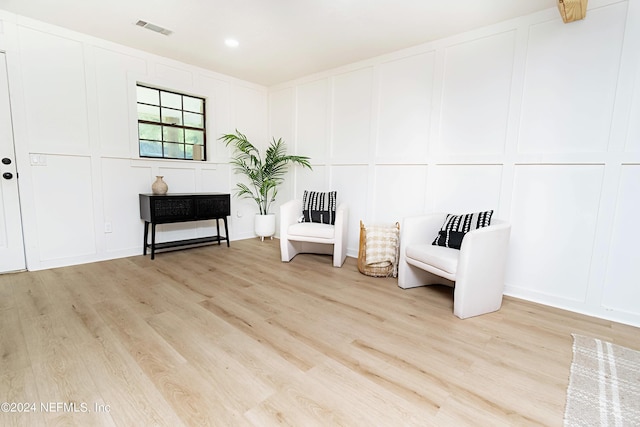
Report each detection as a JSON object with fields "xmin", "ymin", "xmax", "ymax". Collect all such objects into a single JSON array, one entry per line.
[{"xmin": 564, "ymin": 334, "xmax": 640, "ymax": 426}]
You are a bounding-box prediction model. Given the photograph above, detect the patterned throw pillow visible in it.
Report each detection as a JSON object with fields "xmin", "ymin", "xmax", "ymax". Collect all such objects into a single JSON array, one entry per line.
[
  {"xmin": 302, "ymin": 190, "xmax": 337, "ymax": 225},
  {"xmin": 432, "ymin": 210, "xmax": 493, "ymax": 250}
]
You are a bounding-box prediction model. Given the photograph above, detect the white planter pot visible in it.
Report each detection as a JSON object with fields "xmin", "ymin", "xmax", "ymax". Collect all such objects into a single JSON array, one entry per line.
[{"xmin": 255, "ymin": 213, "xmax": 276, "ymax": 241}]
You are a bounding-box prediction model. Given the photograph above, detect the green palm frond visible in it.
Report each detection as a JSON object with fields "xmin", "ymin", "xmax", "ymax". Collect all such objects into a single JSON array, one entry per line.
[{"xmin": 219, "ymin": 130, "xmax": 312, "ymax": 214}]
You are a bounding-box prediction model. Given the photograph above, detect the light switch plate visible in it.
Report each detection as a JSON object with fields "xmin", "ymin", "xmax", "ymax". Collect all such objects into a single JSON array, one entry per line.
[{"xmin": 30, "ymin": 154, "xmax": 47, "ymax": 166}]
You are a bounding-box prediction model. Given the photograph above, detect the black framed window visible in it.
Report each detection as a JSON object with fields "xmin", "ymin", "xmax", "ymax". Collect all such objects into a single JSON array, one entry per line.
[{"xmin": 136, "ymin": 84, "xmax": 206, "ymax": 160}]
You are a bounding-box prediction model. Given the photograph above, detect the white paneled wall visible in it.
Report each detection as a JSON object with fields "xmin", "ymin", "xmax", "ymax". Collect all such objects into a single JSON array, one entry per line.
[
  {"xmin": 373, "ymin": 166, "xmax": 428, "ymax": 224},
  {"xmin": 31, "ymin": 155, "xmax": 96, "ymax": 260},
  {"xmin": 94, "ymin": 48, "xmax": 147, "ymax": 158},
  {"xmin": 332, "ymin": 165, "xmax": 368, "ymax": 238},
  {"xmin": 17, "ymin": 27, "xmax": 91, "ymax": 155},
  {"xmin": 507, "ymin": 165, "xmax": 604, "ymax": 302},
  {"xmin": 429, "ymin": 165, "xmax": 503, "ymax": 214},
  {"xmin": 101, "ymin": 158, "xmax": 151, "ymax": 253},
  {"xmin": 332, "ymin": 68, "xmax": 374, "ymax": 162},
  {"xmin": 269, "ymin": 0, "xmax": 640, "ymax": 326},
  {"xmin": 0, "ymin": 11, "xmax": 268, "ymax": 270},
  {"xmin": 603, "ymin": 165, "xmax": 640, "ymax": 315},
  {"xmin": 376, "ymin": 52, "xmax": 434, "ymax": 163},
  {"xmin": 295, "ymin": 79, "xmax": 330, "ymax": 163},
  {"xmin": 439, "ymin": 31, "xmax": 515, "ymax": 156},
  {"xmin": 518, "ymin": 4, "xmax": 626, "ymax": 154}
]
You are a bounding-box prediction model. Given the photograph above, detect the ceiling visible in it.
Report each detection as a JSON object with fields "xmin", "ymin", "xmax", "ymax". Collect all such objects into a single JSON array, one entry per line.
[{"xmin": 0, "ymin": 0, "xmax": 558, "ymax": 86}]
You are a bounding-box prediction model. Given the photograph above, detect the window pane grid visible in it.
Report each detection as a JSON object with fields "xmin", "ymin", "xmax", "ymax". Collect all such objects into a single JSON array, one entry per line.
[{"xmin": 137, "ymin": 84, "xmax": 206, "ymax": 160}]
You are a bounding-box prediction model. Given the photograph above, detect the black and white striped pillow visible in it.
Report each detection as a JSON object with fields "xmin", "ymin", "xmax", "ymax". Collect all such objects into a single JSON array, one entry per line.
[
  {"xmin": 302, "ymin": 191, "xmax": 337, "ymax": 225},
  {"xmin": 432, "ymin": 210, "xmax": 493, "ymax": 249}
]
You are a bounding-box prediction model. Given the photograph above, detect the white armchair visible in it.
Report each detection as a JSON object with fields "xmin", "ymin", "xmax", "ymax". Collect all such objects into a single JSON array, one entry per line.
[
  {"xmin": 280, "ymin": 199, "xmax": 348, "ymax": 267},
  {"xmin": 398, "ymin": 213, "xmax": 511, "ymax": 319}
]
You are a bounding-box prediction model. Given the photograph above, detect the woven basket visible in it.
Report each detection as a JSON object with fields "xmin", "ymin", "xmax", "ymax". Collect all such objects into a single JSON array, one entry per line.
[{"xmin": 357, "ymin": 220, "xmax": 400, "ymax": 277}]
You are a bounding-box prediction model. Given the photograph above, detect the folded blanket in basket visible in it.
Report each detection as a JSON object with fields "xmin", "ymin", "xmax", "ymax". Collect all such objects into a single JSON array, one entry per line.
[{"xmin": 365, "ymin": 225, "xmax": 399, "ymax": 275}]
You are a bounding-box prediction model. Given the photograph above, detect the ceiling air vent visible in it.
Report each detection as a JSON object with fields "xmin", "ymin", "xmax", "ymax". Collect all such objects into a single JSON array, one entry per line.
[{"xmin": 135, "ymin": 20, "xmax": 173, "ymax": 36}]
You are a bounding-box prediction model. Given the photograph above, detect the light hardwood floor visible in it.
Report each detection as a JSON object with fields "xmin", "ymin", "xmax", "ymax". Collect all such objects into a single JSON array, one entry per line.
[{"xmin": 0, "ymin": 238, "xmax": 638, "ymax": 426}]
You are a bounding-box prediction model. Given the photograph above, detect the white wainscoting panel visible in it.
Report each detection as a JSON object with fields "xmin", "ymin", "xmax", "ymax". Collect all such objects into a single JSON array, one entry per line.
[
  {"xmin": 438, "ymin": 31, "xmax": 516, "ymax": 156},
  {"xmin": 331, "ymin": 68, "xmax": 374, "ymax": 162},
  {"xmin": 269, "ymin": 87, "xmax": 294, "ymax": 149},
  {"xmin": 156, "ymin": 166, "xmax": 197, "ymax": 194},
  {"xmin": 295, "ymin": 165, "xmax": 327, "ymax": 198},
  {"xmin": 507, "ymin": 164, "xmax": 604, "ymax": 302},
  {"xmin": 31, "ymin": 155, "xmax": 96, "ymax": 260},
  {"xmin": 200, "ymin": 165, "xmax": 229, "ymax": 193},
  {"xmin": 102, "ymin": 158, "xmax": 151, "ymax": 252},
  {"xmin": 154, "ymin": 62, "xmax": 194, "ymax": 89},
  {"xmin": 94, "ymin": 47, "xmax": 147, "ymax": 157},
  {"xmin": 626, "ymin": 64, "xmax": 640, "ymax": 153},
  {"xmin": 518, "ymin": 3, "xmax": 627, "ymax": 154},
  {"xmin": 17, "ymin": 26, "xmax": 90, "ymax": 153},
  {"xmin": 372, "ymin": 165, "xmax": 428, "ymax": 223},
  {"xmin": 429, "ymin": 164, "xmax": 503, "ymax": 215},
  {"xmin": 296, "ymin": 79, "xmax": 329, "ymax": 163},
  {"xmin": 231, "ymin": 197, "xmax": 259, "ymax": 240},
  {"xmin": 602, "ymin": 165, "xmax": 640, "ymax": 314},
  {"xmin": 376, "ymin": 52, "xmax": 435, "ymax": 163},
  {"xmin": 233, "ymin": 85, "xmax": 268, "ymax": 149},
  {"xmin": 331, "ymin": 165, "xmax": 368, "ymax": 255},
  {"xmin": 196, "ymin": 74, "xmax": 232, "ymax": 162}
]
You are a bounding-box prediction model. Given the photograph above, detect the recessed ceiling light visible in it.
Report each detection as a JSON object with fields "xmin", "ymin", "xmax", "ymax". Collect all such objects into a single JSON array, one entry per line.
[{"xmin": 225, "ymin": 39, "xmax": 239, "ymax": 48}]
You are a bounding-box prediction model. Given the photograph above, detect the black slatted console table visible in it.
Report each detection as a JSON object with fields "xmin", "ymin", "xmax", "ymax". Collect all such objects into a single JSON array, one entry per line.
[{"xmin": 139, "ymin": 193, "xmax": 230, "ymax": 259}]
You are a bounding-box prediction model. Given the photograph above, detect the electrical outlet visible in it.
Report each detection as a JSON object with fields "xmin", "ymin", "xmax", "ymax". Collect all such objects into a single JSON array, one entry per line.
[{"xmin": 104, "ymin": 222, "xmax": 112, "ymax": 233}]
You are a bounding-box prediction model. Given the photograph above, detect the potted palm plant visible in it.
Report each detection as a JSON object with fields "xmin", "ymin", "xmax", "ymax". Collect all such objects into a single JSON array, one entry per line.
[{"xmin": 219, "ymin": 130, "xmax": 312, "ymax": 240}]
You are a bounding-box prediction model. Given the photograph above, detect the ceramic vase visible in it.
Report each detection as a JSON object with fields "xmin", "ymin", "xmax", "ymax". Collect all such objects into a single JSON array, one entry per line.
[{"xmin": 152, "ymin": 176, "xmax": 168, "ymax": 195}]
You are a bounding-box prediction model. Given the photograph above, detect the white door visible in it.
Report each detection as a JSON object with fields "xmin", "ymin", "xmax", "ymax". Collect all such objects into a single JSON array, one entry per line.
[{"xmin": 0, "ymin": 52, "xmax": 26, "ymax": 272}]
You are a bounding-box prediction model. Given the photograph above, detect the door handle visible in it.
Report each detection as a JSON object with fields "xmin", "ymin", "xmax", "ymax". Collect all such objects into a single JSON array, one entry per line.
[
  {"xmin": 2, "ymin": 172, "xmax": 13, "ymax": 180},
  {"xmin": 1, "ymin": 158, "xmax": 11, "ymax": 165}
]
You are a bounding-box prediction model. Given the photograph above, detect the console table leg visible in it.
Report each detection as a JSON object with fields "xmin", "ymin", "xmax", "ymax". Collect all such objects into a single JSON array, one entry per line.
[
  {"xmin": 224, "ymin": 217, "xmax": 230, "ymax": 247},
  {"xmin": 216, "ymin": 219, "xmax": 221, "ymax": 245},
  {"xmin": 143, "ymin": 221, "xmax": 149, "ymax": 255},
  {"xmin": 151, "ymin": 223, "xmax": 157, "ymax": 260}
]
